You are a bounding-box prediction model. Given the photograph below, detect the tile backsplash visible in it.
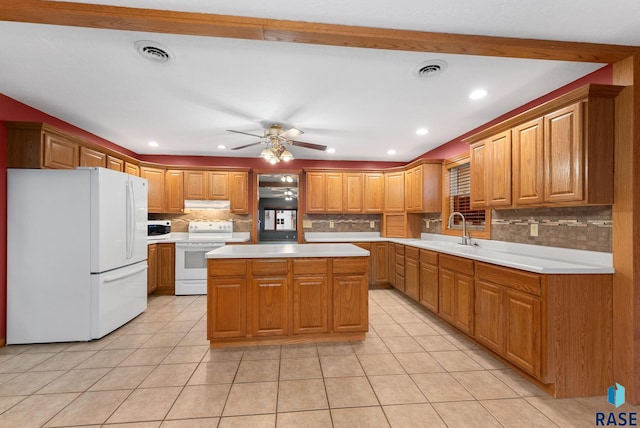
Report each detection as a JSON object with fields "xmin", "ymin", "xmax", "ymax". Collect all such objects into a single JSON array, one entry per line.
[
  {"xmin": 303, "ymin": 214, "xmax": 381, "ymax": 232},
  {"xmin": 490, "ymin": 206, "xmax": 612, "ymax": 252},
  {"xmin": 149, "ymin": 209, "xmax": 252, "ymax": 233},
  {"xmin": 421, "ymin": 205, "xmax": 612, "ymax": 252}
]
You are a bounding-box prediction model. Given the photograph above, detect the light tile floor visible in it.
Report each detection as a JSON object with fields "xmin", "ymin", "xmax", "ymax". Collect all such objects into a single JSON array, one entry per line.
[{"xmin": 0, "ymin": 289, "xmax": 637, "ymax": 427}]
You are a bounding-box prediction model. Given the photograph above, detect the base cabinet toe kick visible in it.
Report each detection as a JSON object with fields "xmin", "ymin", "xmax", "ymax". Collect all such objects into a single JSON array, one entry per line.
[{"xmin": 207, "ymin": 255, "xmax": 369, "ymax": 347}]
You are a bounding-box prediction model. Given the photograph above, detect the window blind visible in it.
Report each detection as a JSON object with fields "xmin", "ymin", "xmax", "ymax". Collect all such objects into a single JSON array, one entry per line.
[{"xmin": 447, "ymin": 162, "xmax": 486, "ymax": 228}]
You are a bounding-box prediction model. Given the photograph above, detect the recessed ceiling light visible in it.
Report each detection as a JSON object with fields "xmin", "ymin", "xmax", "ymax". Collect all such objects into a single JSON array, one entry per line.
[
  {"xmin": 469, "ymin": 89, "xmax": 488, "ymax": 100},
  {"xmin": 217, "ymin": 144, "xmax": 227, "ymax": 149},
  {"xmin": 148, "ymin": 141, "xmax": 159, "ymax": 147},
  {"xmin": 387, "ymin": 149, "xmax": 396, "ymax": 155},
  {"xmin": 416, "ymin": 128, "xmax": 429, "ymax": 136},
  {"xmin": 326, "ymin": 148, "xmax": 336, "ymax": 154}
]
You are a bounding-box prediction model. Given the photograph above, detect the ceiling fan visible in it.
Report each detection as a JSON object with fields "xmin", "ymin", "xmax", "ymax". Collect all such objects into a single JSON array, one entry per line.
[{"xmin": 227, "ymin": 124, "xmax": 327, "ymax": 163}]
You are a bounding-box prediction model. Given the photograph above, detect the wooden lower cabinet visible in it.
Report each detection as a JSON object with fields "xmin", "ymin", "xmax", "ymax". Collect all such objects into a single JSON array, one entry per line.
[
  {"xmin": 333, "ymin": 274, "xmax": 368, "ymax": 333},
  {"xmin": 394, "ymin": 244, "xmax": 405, "ymax": 292},
  {"xmin": 147, "ymin": 244, "xmax": 158, "ymax": 295},
  {"xmin": 207, "ymin": 256, "xmax": 368, "ymax": 346},
  {"xmin": 404, "ymin": 246, "xmax": 420, "ymax": 301},
  {"xmin": 419, "ymin": 250, "xmax": 438, "ymax": 313},
  {"xmin": 209, "ymin": 276, "xmax": 247, "ymax": 339},
  {"xmin": 354, "ymin": 242, "xmax": 388, "ymax": 287},
  {"xmin": 251, "ymin": 276, "xmax": 288, "ymax": 337},
  {"xmin": 504, "ymin": 288, "xmax": 541, "ymax": 377},
  {"xmin": 155, "ymin": 243, "xmax": 175, "ymax": 295},
  {"xmin": 438, "ymin": 254, "xmax": 474, "ymax": 335},
  {"xmin": 293, "ymin": 275, "xmax": 329, "ymax": 334}
]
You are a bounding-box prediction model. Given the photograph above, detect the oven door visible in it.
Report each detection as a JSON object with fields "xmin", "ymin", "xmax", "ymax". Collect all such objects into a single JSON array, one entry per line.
[{"xmin": 175, "ymin": 241, "xmax": 225, "ymax": 281}]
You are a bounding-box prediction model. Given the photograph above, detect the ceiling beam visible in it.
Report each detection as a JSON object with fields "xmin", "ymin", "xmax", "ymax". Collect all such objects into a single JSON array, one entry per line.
[{"xmin": 1, "ymin": 0, "xmax": 638, "ymax": 63}]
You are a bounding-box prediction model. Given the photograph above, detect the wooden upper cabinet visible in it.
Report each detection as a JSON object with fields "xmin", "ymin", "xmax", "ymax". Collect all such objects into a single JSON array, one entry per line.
[
  {"xmin": 44, "ymin": 133, "xmax": 79, "ymax": 169},
  {"xmin": 125, "ymin": 162, "xmax": 140, "ymax": 176},
  {"xmin": 384, "ymin": 171, "xmax": 405, "ymax": 212},
  {"xmin": 343, "ymin": 173, "xmax": 364, "ymax": 213},
  {"xmin": 140, "ymin": 166, "xmax": 165, "ymax": 213},
  {"xmin": 165, "ymin": 169, "xmax": 184, "ymax": 213},
  {"xmin": 79, "ymin": 146, "xmax": 107, "ymax": 168},
  {"xmin": 325, "ymin": 172, "xmax": 343, "ymax": 213},
  {"xmin": 544, "ymin": 103, "xmax": 583, "ymax": 203},
  {"xmin": 305, "ymin": 172, "xmax": 326, "ymax": 213},
  {"xmin": 406, "ymin": 163, "xmax": 442, "ymax": 213},
  {"xmin": 107, "ymin": 155, "xmax": 125, "ymax": 172},
  {"xmin": 470, "ymin": 130, "xmax": 511, "ymax": 209},
  {"xmin": 466, "ymin": 84, "xmax": 621, "ymax": 208},
  {"xmin": 305, "ymin": 171, "xmax": 342, "ymax": 213},
  {"xmin": 229, "ymin": 171, "xmax": 249, "ymax": 214},
  {"xmin": 184, "ymin": 170, "xmax": 207, "ymax": 200},
  {"xmin": 469, "ymin": 141, "xmax": 488, "ymax": 208},
  {"xmin": 364, "ymin": 173, "xmax": 384, "ymax": 213},
  {"xmin": 513, "ymin": 118, "xmax": 544, "ymax": 205},
  {"xmin": 208, "ymin": 171, "xmax": 230, "ymax": 200}
]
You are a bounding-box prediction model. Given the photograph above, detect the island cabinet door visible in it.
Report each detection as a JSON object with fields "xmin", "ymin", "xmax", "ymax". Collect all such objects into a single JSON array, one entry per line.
[
  {"xmin": 474, "ymin": 280, "xmax": 504, "ymax": 354},
  {"xmin": 251, "ymin": 277, "xmax": 289, "ymax": 337},
  {"xmin": 208, "ymin": 277, "xmax": 247, "ymax": 339},
  {"xmin": 333, "ymin": 275, "xmax": 368, "ymax": 333},
  {"xmin": 293, "ymin": 276, "xmax": 329, "ymax": 334}
]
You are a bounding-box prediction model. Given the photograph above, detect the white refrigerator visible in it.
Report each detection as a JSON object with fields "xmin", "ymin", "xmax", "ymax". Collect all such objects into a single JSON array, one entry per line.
[{"xmin": 7, "ymin": 167, "xmax": 148, "ymax": 344}]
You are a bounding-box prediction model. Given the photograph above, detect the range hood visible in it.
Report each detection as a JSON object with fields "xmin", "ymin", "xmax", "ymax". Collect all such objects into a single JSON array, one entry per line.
[{"xmin": 184, "ymin": 200, "xmax": 230, "ymax": 210}]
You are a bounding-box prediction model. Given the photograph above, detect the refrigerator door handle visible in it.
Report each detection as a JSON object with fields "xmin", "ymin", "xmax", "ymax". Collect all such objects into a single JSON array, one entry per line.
[
  {"xmin": 103, "ymin": 264, "xmax": 148, "ymax": 283},
  {"xmin": 125, "ymin": 180, "xmax": 135, "ymax": 259}
]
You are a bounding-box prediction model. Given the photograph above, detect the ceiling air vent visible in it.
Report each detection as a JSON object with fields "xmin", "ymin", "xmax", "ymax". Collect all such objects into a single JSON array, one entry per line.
[
  {"xmin": 414, "ymin": 60, "xmax": 448, "ymax": 78},
  {"xmin": 135, "ymin": 40, "xmax": 172, "ymax": 63}
]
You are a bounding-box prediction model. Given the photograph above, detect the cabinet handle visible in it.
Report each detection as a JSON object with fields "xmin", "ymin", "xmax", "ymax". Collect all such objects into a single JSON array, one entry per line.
[
  {"xmin": 300, "ymin": 281, "xmax": 322, "ymax": 286},
  {"xmin": 259, "ymin": 283, "xmax": 281, "ymax": 287}
]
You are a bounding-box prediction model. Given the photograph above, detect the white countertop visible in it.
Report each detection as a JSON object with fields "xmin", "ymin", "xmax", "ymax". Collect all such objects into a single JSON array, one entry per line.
[
  {"xmin": 304, "ymin": 232, "xmax": 613, "ymax": 275},
  {"xmin": 206, "ymin": 243, "xmax": 370, "ymax": 259}
]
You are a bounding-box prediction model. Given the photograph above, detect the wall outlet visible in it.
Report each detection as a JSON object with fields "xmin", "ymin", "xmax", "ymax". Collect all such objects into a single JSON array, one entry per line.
[
  {"xmin": 329, "ymin": 221, "xmax": 335, "ymax": 229},
  {"xmin": 370, "ymin": 221, "xmax": 375, "ymax": 228},
  {"xmin": 530, "ymin": 223, "xmax": 539, "ymax": 237}
]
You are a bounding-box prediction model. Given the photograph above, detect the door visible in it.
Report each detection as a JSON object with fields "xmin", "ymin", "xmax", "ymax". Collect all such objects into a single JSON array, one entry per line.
[
  {"xmin": 130, "ymin": 174, "xmax": 149, "ymax": 265},
  {"xmin": 91, "ymin": 260, "xmax": 147, "ymax": 339},
  {"xmin": 438, "ymin": 269, "xmax": 455, "ymax": 324},
  {"xmin": 505, "ymin": 289, "xmax": 542, "ymax": 377},
  {"xmin": 209, "ymin": 277, "xmax": 247, "ymax": 339},
  {"xmin": 454, "ymin": 273, "xmax": 474, "ymax": 335},
  {"xmin": 333, "ymin": 274, "xmax": 368, "ymax": 332},
  {"xmin": 251, "ymin": 277, "xmax": 289, "ymax": 336},
  {"xmin": 513, "ymin": 118, "xmax": 544, "ymax": 205},
  {"xmin": 474, "ymin": 280, "xmax": 504, "ymax": 353},
  {"xmin": 419, "ymin": 262, "xmax": 438, "ymax": 313},
  {"xmin": 91, "ymin": 167, "xmax": 129, "ymax": 273},
  {"xmin": 293, "ymin": 276, "xmax": 328, "ymax": 334}
]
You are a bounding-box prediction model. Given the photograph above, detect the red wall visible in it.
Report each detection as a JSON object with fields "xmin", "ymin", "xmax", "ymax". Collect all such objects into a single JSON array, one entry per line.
[{"xmin": 0, "ymin": 64, "xmax": 614, "ymax": 344}]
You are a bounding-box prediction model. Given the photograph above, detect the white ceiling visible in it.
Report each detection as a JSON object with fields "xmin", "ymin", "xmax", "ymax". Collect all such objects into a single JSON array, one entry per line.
[{"xmin": 1, "ymin": 1, "xmax": 637, "ymax": 162}]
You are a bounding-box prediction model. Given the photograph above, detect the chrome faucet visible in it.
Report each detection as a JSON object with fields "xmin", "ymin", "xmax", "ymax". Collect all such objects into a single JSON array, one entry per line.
[{"xmin": 448, "ymin": 212, "xmax": 471, "ymax": 245}]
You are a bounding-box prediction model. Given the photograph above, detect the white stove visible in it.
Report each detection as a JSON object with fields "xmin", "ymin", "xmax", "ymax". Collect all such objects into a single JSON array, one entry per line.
[
  {"xmin": 187, "ymin": 220, "xmax": 233, "ymax": 241},
  {"xmin": 175, "ymin": 221, "xmax": 233, "ymax": 295}
]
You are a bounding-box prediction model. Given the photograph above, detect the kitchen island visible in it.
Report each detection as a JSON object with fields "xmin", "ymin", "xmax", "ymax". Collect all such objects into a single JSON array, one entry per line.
[{"xmin": 206, "ymin": 243, "xmax": 370, "ymax": 347}]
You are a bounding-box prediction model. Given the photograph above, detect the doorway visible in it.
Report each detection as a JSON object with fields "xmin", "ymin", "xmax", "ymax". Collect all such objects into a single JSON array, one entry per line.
[{"xmin": 257, "ymin": 174, "xmax": 299, "ymax": 243}]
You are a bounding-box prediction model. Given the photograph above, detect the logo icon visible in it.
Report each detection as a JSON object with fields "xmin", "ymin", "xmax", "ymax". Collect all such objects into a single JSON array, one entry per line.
[{"xmin": 608, "ymin": 383, "xmax": 625, "ymax": 408}]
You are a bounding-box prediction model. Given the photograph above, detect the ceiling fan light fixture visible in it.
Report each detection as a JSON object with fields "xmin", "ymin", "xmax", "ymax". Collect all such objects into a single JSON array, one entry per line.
[{"xmin": 281, "ymin": 149, "xmax": 294, "ymax": 162}]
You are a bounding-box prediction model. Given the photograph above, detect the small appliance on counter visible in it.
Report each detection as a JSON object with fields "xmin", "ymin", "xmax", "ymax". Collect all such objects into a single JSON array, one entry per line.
[
  {"xmin": 147, "ymin": 220, "xmax": 171, "ymax": 240},
  {"xmin": 175, "ymin": 220, "xmax": 234, "ymax": 295}
]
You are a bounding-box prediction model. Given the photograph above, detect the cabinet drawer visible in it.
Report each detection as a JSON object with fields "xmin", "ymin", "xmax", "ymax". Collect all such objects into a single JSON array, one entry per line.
[
  {"xmin": 476, "ymin": 262, "xmax": 541, "ymax": 296},
  {"xmin": 420, "ymin": 249, "xmax": 438, "ymax": 265},
  {"xmin": 395, "ymin": 245, "xmax": 405, "ymax": 256},
  {"xmin": 293, "ymin": 258, "xmax": 328, "ymax": 275},
  {"xmin": 333, "ymin": 258, "xmax": 368, "ymax": 274},
  {"xmin": 208, "ymin": 259, "xmax": 247, "ymax": 277},
  {"xmin": 439, "ymin": 254, "xmax": 474, "ymax": 275},
  {"xmin": 395, "ymin": 254, "xmax": 405, "ymax": 266},
  {"xmin": 252, "ymin": 259, "xmax": 289, "ymax": 276},
  {"xmin": 405, "ymin": 246, "xmax": 419, "ymax": 260},
  {"xmin": 395, "ymin": 264, "xmax": 405, "ymax": 277}
]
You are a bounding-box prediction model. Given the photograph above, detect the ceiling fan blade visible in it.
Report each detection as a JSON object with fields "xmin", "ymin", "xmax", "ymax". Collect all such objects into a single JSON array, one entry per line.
[
  {"xmin": 227, "ymin": 129, "xmax": 264, "ymax": 138},
  {"xmin": 281, "ymin": 127, "xmax": 304, "ymax": 139},
  {"xmin": 230, "ymin": 141, "xmax": 263, "ymax": 150},
  {"xmin": 290, "ymin": 140, "xmax": 328, "ymax": 151}
]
